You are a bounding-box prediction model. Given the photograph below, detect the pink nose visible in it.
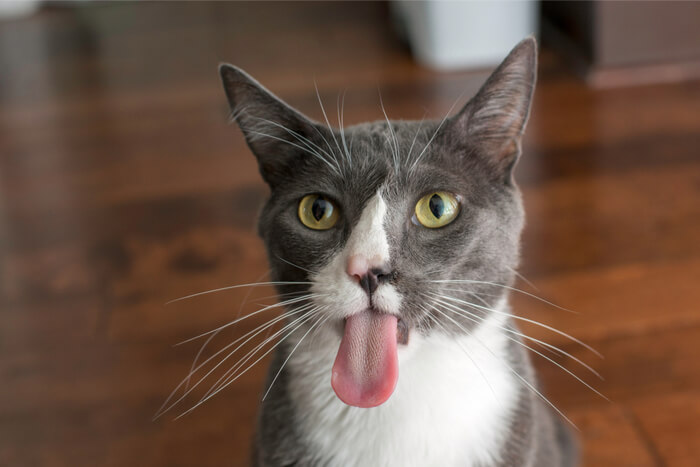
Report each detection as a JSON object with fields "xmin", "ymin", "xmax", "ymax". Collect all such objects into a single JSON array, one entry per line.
[
  {"xmin": 346, "ymin": 254, "xmax": 369, "ymax": 283},
  {"xmin": 347, "ymin": 254, "xmax": 393, "ymax": 297}
]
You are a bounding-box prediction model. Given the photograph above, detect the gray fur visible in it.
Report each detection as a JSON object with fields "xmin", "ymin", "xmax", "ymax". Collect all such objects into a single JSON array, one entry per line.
[{"xmin": 220, "ymin": 38, "xmax": 577, "ymax": 467}]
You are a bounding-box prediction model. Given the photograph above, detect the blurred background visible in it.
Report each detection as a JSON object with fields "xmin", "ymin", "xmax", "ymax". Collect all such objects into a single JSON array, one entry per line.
[{"xmin": 1, "ymin": 1, "xmax": 699, "ymax": 466}]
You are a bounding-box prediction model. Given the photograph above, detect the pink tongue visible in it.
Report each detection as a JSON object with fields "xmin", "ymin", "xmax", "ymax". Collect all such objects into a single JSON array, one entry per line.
[{"xmin": 331, "ymin": 311, "xmax": 398, "ymax": 408}]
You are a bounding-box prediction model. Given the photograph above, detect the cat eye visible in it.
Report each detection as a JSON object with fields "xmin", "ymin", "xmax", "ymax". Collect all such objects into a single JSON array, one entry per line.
[
  {"xmin": 413, "ymin": 192, "xmax": 460, "ymax": 228},
  {"xmin": 298, "ymin": 194, "xmax": 340, "ymax": 230}
]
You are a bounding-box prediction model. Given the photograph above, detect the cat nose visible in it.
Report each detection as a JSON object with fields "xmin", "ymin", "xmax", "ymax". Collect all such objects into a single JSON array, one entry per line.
[{"xmin": 347, "ymin": 255, "xmax": 392, "ymax": 296}]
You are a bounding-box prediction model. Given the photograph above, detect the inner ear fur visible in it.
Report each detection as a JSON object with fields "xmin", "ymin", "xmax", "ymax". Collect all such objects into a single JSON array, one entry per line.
[{"xmin": 448, "ymin": 37, "xmax": 538, "ymax": 181}]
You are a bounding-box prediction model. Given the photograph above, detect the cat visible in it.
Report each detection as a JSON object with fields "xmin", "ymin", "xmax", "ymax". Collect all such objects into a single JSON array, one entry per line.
[{"xmin": 218, "ymin": 38, "xmax": 578, "ymax": 467}]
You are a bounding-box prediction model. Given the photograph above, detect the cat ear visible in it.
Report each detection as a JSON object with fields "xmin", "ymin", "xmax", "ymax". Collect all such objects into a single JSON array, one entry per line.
[
  {"xmin": 450, "ymin": 37, "xmax": 537, "ymax": 182},
  {"xmin": 219, "ymin": 64, "xmax": 325, "ymax": 187}
]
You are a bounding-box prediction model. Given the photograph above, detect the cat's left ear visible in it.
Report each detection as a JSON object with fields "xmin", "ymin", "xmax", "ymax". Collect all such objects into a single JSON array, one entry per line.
[{"xmin": 448, "ymin": 37, "xmax": 537, "ymax": 183}]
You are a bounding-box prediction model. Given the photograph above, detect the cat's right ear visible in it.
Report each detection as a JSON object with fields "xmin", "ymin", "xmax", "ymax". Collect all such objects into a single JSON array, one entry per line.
[
  {"xmin": 219, "ymin": 64, "xmax": 322, "ymax": 187},
  {"xmin": 446, "ymin": 38, "xmax": 537, "ymax": 184}
]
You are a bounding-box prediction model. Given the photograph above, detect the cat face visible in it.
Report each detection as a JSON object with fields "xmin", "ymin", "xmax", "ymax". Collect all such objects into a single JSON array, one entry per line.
[{"xmin": 220, "ymin": 38, "xmax": 536, "ymax": 406}]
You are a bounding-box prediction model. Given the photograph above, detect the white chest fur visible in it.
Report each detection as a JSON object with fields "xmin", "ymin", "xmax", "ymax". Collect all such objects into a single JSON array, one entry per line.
[{"xmin": 286, "ymin": 312, "xmax": 518, "ymax": 467}]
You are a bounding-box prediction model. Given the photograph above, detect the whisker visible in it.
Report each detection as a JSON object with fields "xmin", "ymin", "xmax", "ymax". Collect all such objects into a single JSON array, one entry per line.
[
  {"xmin": 154, "ymin": 304, "xmax": 316, "ymax": 420},
  {"xmin": 428, "ymin": 291, "xmax": 600, "ymax": 358},
  {"xmin": 429, "ymin": 279, "xmax": 577, "ymax": 314},
  {"xmin": 252, "ymin": 116, "xmax": 339, "ymax": 172},
  {"xmin": 201, "ymin": 307, "xmax": 319, "ymax": 402},
  {"xmin": 174, "ymin": 293, "xmax": 320, "ymax": 346},
  {"xmin": 262, "ymin": 311, "xmax": 330, "ymax": 401},
  {"xmin": 242, "ymin": 289, "xmax": 314, "ymax": 304},
  {"xmin": 408, "ymin": 90, "xmax": 466, "ymax": 175},
  {"xmin": 243, "ymin": 127, "xmax": 342, "ymax": 175},
  {"xmin": 177, "ymin": 308, "xmax": 320, "ymax": 419},
  {"xmin": 461, "ymin": 290, "xmax": 588, "ymax": 362},
  {"xmin": 432, "ymin": 299, "xmax": 607, "ymax": 401},
  {"xmin": 311, "ymin": 123, "xmax": 342, "ymax": 174},
  {"xmin": 506, "ymin": 266, "xmax": 540, "ymax": 292},
  {"xmin": 314, "ymin": 80, "xmax": 345, "ymax": 168},
  {"xmin": 234, "ymin": 270, "xmax": 271, "ymax": 318},
  {"xmin": 181, "ymin": 270, "xmax": 271, "ymax": 392},
  {"xmin": 431, "ymin": 295, "xmax": 604, "ymax": 381},
  {"xmin": 255, "ymin": 117, "xmax": 334, "ymax": 160},
  {"xmin": 406, "ymin": 111, "xmax": 428, "ymax": 164},
  {"xmin": 436, "ymin": 292, "xmax": 602, "ymax": 379},
  {"xmin": 228, "ymin": 104, "xmax": 251, "ymax": 123},
  {"xmin": 275, "ymin": 255, "xmax": 316, "ymax": 275},
  {"xmin": 419, "ymin": 304, "xmax": 501, "ymax": 406},
  {"xmin": 337, "ymin": 90, "xmax": 352, "ymax": 166},
  {"xmin": 425, "ymin": 301, "xmax": 577, "ymax": 429},
  {"xmin": 166, "ymin": 281, "xmax": 312, "ymax": 306},
  {"xmin": 440, "ymin": 288, "xmax": 570, "ymax": 327},
  {"xmin": 378, "ymin": 89, "xmax": 400, "ymax": 172}
]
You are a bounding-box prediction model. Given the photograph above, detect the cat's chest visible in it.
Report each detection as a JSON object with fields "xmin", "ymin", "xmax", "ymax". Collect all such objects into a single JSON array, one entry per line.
[{"xmin": 286, "ymin": 313, "xmax": 518, "ymax": 467}]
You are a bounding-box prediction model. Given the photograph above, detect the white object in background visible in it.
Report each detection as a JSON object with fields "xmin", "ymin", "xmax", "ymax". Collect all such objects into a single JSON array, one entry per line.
[
  {"xmin": 0, "ymin": 1, "xmax": 40, "ymax": 19},
  {"xmin": 392, "ymin": 0, "xmax": 538, "ymax": 70}
]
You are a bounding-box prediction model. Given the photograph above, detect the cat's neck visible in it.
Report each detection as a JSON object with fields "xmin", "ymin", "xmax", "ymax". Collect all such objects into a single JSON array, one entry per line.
[{"xmin": 285, "ymin": 303, "xmax": 521, "ymax": 467}]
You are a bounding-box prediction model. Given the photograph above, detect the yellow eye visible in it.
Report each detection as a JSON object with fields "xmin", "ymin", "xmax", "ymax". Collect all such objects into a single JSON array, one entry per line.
[
  {"xmin": 298, "ymin": 194, "xmax": 339, "ymax": 230},
  {"xmin": 414, "ymin": 192, "xmax": 460, "ymax": 228}
]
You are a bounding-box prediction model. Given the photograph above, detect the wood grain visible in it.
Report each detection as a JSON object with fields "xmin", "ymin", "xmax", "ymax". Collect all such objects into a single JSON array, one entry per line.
[{"xmin": 1, "ymin": 2, "xmax": 698, "ymax": 466}]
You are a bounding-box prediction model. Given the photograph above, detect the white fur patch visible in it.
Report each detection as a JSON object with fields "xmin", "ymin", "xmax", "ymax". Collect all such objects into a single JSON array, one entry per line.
[
  {"xmin": 287, "ymin": 309, "xmax": 518, "ymax": 466},
  {"xmin": 311, "ymin": 192, "xmax": 401, "ymax": 318},
  {"xmin": 346, "ymin": 193, "xmax": 390, "ymax": 268}
]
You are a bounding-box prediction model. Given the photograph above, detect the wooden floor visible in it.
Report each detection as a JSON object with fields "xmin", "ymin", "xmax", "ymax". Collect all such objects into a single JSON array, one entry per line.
[{"xmin": 1, "ymin": 2, "xmax": 699, "ymax": 466}]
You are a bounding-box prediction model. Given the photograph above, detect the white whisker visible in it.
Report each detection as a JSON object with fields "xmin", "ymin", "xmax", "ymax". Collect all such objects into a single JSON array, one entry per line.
[
  {"xmin": 314, "ymin": 80, "xmax": 346, "ymax": 169},
  {"xmin": 419, "ymin": 304, "xmax": 501, "ymax": 406},
  {"xmin": 166, "ymin": 281, "xmax": 312, "ymax": 305},
  {"xmin": 177, "ymin": 308, "xmax": 320, "ymax": 419},
  {"xmin": 337, "ymin": 90, "xmax": 353, "ymax": 166},
  {"xmin": 426, "ymin": 301, "xmax": 577, "ymax": 429},
  {"xmin": 409, "ymin": 91, "xmax": 465, "ymax": 175},
  {"xmin": 262, "ymin": 312, "xmax": 330, "ymax": 401},
  {"xmin": 276, "ymin": 255, "xmax": 316, "ymax": 275},
  {"xmin": 431, "ymin": 295, "xmax": 604, "ymax": 380},
  {"xmin": 244, "ymin": 127, "xmax": 342, "ymax": 175},
  {"xmin": 174, "ymin": 293, "xmax": 320, "ymax": 346},
  {"xmin": 435, "ymin": 292, "xmax": 602, "ymax": 379},
  {"xmin": 378, "ymin": 89, "xmax": 400, "ymax": 172},
  {"xmin": 406, "ymin": 111, "xmax": 428, "ymax": 164},
  {"xmin": 252, "ymin": 116, "xmax": 340, "ymax": 172},
  {"xmin": 428, "ymin": 290, "xmax": 600, "ymax": 357},
  {"xmin": 154, "ymin": 304, "xmax": 316, "ymax": 420},
  {"xmin": 430, "ymin": 279, "xmax": 577, "ymax": 314},
  {"xmin": 181, "ymin": 270, "xmax": 270, "ymax": 392},
  {"xmin": 201, "ymin": 306, "xmax": 318, "ymax": 401},
  {"xmin": 506, "ymin": 266, "xmax": 540, "ymax": 292},
  {"xmin": 432, "ymin": 298, "xmax": 607, "ymax": 402}
]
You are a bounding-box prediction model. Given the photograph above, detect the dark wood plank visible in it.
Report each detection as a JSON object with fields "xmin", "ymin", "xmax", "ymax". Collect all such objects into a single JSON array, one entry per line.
[
  {"xmin": 631, "ymin": 392, "xmax": 700, "ymax": 467},
  {"xmin": 568, "ymin": 405, "xmax": 658, "ymax": 467}
]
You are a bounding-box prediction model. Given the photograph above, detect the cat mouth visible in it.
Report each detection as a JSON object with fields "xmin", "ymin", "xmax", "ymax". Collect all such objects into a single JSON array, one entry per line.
[{"xmin": 331, "ymin": 311, "xmax": 408, "ymax": 408}]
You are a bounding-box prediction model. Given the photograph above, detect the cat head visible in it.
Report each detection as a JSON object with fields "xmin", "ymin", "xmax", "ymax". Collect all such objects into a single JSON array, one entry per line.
[{"xmin": 220, "ymin": 38, "xmax": 537, "ymax": 407}]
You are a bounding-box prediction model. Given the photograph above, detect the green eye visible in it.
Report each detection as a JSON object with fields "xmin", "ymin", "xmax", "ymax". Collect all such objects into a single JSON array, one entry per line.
[
  {"xmin": 298, "ymin": 194, "xmax": 339, "ymax": 230},
  {"xmin": 414, "ymin": 192, "xmax": 460, "ymax": 228}
]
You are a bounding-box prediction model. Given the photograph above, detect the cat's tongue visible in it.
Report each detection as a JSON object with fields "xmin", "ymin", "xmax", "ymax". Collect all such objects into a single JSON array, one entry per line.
[{"xmin": 331, "ymin": 311, "xmax": 398, "ymax": 408}]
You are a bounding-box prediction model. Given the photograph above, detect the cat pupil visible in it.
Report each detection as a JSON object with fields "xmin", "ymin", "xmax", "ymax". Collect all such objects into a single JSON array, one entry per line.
[
  {"xmin": 312, "ymin": 198, "xmax": 327, "ymax": 221},
  {"xmin": 429, "ymin": 194, "xmax": 444, "ymax": 218}
]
